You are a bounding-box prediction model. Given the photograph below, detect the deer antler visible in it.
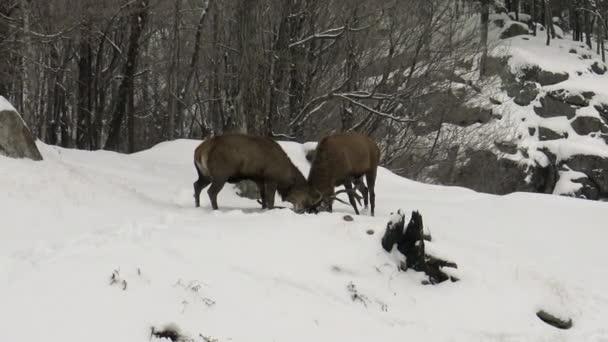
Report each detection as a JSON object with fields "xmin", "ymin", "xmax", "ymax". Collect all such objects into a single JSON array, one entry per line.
[{"xmin": 333, "ymin": 188, "xmax": 363, "ymax": 205}]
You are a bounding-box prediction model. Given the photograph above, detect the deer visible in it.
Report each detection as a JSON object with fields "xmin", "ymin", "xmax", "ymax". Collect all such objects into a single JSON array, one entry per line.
[
  {"xmin": 193, "ymin": 133, "xmax": 312, "ymax": 212},
  {"xmin": 306, "ymin": 132, "xmax": 380, "ymax": 216},
  {"xmin": 305, "ymin": 146, "xmax": 369, "ymax": 208}
]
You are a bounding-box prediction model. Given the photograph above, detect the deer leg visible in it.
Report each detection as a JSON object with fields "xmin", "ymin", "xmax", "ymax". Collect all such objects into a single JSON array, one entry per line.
[
  {"xmin": 207, "ymin": 180, "xmax": 226, "ymax": 210},
  {"xmin": 194, "ymin": 177, "xmax": 211, "ymax": 208},
  {"xmin": 343, "ymin": 181, "xmax": 360, "ymax": 215},
  {"xmin": 256, "ymin": 180, "xmax": 267, "ymax": 209},
  {"xmin": 264, "ymin": 181, "xmax": 277, "ymax": 209},
  {"xmin": 365, "ymin": 169, "xmax": 377, "ymax": 217},
  {"xmin": 353, "ymin": 177, "xmax": 368, "ymax": 208}
]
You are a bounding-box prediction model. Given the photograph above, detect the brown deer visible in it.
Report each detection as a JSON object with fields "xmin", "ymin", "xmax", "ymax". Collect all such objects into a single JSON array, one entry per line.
[
  {"xmin": 307, "ymin": 132, "xmax": 380, "ymax": 216},
  {"xmin": 305, "ymin": 146, "xmax": 369, "ymax": 208},
  {"xmin": 193, "ymin": 133, "xmax": 312, "ymax": 211}
]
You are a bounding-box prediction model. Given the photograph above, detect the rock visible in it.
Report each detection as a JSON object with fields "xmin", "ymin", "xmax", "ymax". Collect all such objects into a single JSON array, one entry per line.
[
  {"xmin": 512, "ymin": 82, "xmax": 539, "ymax": 106},
  {"xmin": 343, "ymin": 215, "xmax": 354, "ymax": 222},
  {"xmin": 452, "ymin": 150, "xmax": 539, "ymax": 195},
  {"xmin": 492, "ymin": 18, "xmax": 505, "ymax": 28},
  {"xmin": 533, "ymin": 95, "xmax": 576, "ymax": 119},
  {"xmin": 0, "ymin": 97, "xmax": 43, "ymax": 161},
  {"xmin": 566, "ymin": 155, "xmax": 608, "ymax": 194},
  {"xmin": 234, "ymin": 180, "xmax": 260, "ymax": 200},
  {"xmin": 500, "ymin": 21, "xmax": 530, "ymax": 39},
  {"xmin": 366, "ymin": 229, "xmax": 374, "ymax": 235},
  {"xmin": 528, "ymin": 127, "xmax": 536, "ymax": 136},
  {"xmin": 594, "ymin": 103, "xmax": 608, "ymax": 123},
  {"xmin": 494, "ymin": 140, "xmax": 518, "ymax": 154},
  {"xmin": 485, "ymin": 56, "xmax": 511, "ymax": 78},
  {"xmin": 570, "ymin": 116, "xmax": 608, "ymax": 135},
  {"xmin": 415, "ymin": 91, "xmax": 493, "ymax": 131},
  {"xmin": 591, "ymin": 61, "xmax": 607, "ymax": 75},
  {"xmin": 538, "ymin": 126, "xmax": 566, "ymax": 141},
  {"xmin": 536, "ymin": 310, "xmax": 573, "ymax": 330},
  {"xmin": 489, "ymin": 97, "xmax": 503, "ymax": 105},
  {"xmin": 520, "ymin": 66, "xmax": 569, "ymax": 86},
  {"xmin": 570, "ymin": 175, "xmax": 601, "ymax": 200},
  {"xmin": 547, "ymin": 89, "xmax": 591, "ymax": 107}
]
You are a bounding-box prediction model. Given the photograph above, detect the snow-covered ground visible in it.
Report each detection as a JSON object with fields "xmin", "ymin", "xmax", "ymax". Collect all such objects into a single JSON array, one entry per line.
[{"xmin": 1, "ymin": 139, "xmax": 607, "ymax": 341}]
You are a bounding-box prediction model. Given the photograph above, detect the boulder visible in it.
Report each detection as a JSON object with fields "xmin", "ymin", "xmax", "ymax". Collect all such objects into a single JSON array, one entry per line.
[
  {"xmin": 416, "ymin": 91, "xmax": 493, "ymax": 130},
  {"xmin": 538, "ymin": 126, "xmax": 566, "ymax": 141},
  {"xmin": 0, "ymin": 97, "xmax": 42, "ymax": 161},
  {"xmin": 591, "ymin": 61, "xmax": 607, "ymax": 75},
  {"xmin": 451, "ymin": 150, "xmax": 542, "ymax": 195},
  {"xmin": 565, "ymin": 154, "xmax": 608, "ymax": 195},
  {"xmin": 494, "ymin": 140, "xmax": 518, "ymax": 154},
  {"xmin": 547, "ymin": 89, "xmax": 591, "ymax": 107},
  {"xmin": 533, "ymin": 95, "xmax": 576, "ymax": 119},
  {"xmin": 520, "ymin": 66, "xmax": 568, "ymax": 86},
  {"xmin": 594, "ymin": 103, "xmax": 608, "ymax": 123},
  {"xmin": 570, "ymin": 116, "xmax": 608, "ymax": 135},
  {"xmin": 571, "ymin": 175, "xmax": 601, "ymax": 200},
  {"xmin": 500, "ymin": 21, "xmax": 530, "ymax": 39},
  {"xmin": 511, "ymin": 82, "xmax": 539, "ymax": 106}
]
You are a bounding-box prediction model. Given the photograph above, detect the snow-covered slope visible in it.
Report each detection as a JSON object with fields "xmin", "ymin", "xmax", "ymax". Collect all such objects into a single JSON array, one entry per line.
[{"xmin": 1, "ymin": 140, "xmax": 607, "ymax": 341}]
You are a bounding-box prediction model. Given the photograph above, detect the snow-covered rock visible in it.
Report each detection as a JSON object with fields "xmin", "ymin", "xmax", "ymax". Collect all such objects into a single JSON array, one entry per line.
[{"xmin": 0, "ymin": 96, "xmax": 42, "ymax": 161}]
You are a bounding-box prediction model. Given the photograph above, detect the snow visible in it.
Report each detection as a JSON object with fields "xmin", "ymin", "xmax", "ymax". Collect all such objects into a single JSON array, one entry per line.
[
  {"xmin": 1, "ymin": 139, "xmax": 608, "ymax": 341},
  {"xmin": 0, "ymin": 96, "xmax": 17, "ymax": 112},
  {"xmin": 496, "ymin": 35, "xmax": 597, "ymax": 77},
  {"xmin": 553, "ymin": 167, "xmax": 587, "ymax": 196}
]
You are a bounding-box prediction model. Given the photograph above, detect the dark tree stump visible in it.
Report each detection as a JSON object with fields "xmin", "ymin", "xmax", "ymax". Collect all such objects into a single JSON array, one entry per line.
[{"xmin": 381, "ymin": 210, "xmax": 458, "ymax": 284}]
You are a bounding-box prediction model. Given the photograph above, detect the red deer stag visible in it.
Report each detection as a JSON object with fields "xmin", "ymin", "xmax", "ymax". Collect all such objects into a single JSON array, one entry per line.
[
  {"xmin": 307, "ymin": 132, "xmax": 380, "ymax": 216},
  {"xmin": 193, "ymin": 134, "xmax": 311, "ymax": 211},
  {"xmin": 305, "ymin": 146, "xmax": 369, "ymax": 208}
]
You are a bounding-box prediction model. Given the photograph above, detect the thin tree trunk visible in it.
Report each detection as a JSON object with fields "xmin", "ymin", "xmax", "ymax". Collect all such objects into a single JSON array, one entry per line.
[
  {"xmin": 168, "ymin": 0, "xmax": 180, "ymax": 140},
  {"xmin": 545, "ymin": 0, "xmax": 551, "ymax": 46},
  {"xmin": 237, "ymin": 0, "xmax": 269, "ymax": 135},
  {"xmin": 176, "ymin": 0, "xmax": 211, "ymax": 136},
  {"xmin": 479, "ymin": 0, "xmax": 490, "ymax": 78},
  {"xmin": 104, "ymin": 0, "xmax": 149, "ymax": 151},
  {"xmin": 531, "ymin": 0, "xmax": 537, "ymax": 36},
  {"xmin": 76, "ymin": 23, "xmax": 93, "ymax": 149}
]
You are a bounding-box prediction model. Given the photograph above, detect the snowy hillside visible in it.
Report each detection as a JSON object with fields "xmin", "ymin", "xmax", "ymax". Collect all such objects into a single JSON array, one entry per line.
[
  {"xmin": 439, "ymin": 13, "xmax": 608, "ymax": 200},
  {"xmin": 1, "ymin": 140, "xmax": 608, "ymax": 341}
]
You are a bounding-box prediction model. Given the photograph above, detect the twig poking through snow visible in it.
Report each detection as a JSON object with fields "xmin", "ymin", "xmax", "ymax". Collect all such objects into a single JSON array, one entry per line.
[{"xmin": 346, "ymin": 282, "xmax": 369, "ymax": 307}]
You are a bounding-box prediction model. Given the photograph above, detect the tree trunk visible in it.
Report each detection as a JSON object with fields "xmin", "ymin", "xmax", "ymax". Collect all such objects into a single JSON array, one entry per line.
[
  {"xmin": 76, "ymin": 23, "xmax": 93, "ymax": 149},
  {"xmin": 479, "ymin": 0, "xmax": 490, "ymax": 78},
  {"xmin": 237, "ymin": 0, "xmax": 269, "ymax": 135},
  {"xmin": 585, "ymin": 14, "xmax": 594, "ymax": 49},
  {"xmin": 531, "ymin": 0, "xmax": 537, "ymax": 36},
  {"xmin": 545, "ymin": 0, "xmax": 551, "ymax": 46},
  {"xmin": 168, "ymin": 0, "xmax": 180, "ymax": 141},
  {"xmin": 177, "ymin": 0, "xmax": 211, "ymax": 137},
  {"xmin": 104, "ymin": 0, "xmax": 149, "ymax": 151}
]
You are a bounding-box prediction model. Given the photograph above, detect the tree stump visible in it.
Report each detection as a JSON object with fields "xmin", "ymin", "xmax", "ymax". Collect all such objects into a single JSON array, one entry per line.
[{"xmin": 381, "ymin": 210, "xmax": 458, "ymax": 284}]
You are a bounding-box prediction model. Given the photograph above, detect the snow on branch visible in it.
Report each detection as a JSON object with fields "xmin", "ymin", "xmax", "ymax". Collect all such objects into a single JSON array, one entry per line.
[{"xmin": 289, "ymin": 26, "xmax": 346, "ymax": 48}]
